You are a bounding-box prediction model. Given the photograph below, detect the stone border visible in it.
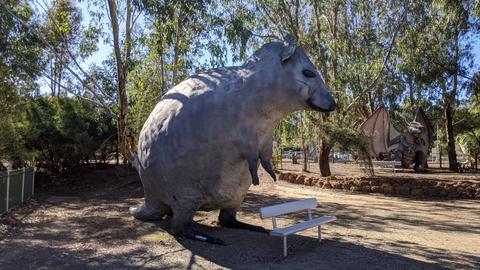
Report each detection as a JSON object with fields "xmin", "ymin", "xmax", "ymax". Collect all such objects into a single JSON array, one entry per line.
[{"xmin": 278, "ymin": 172, "xmax": 480, "ymax": 200}]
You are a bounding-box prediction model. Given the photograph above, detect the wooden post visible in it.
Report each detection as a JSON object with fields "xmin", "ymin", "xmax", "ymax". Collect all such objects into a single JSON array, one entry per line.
[
  {"xmin": 6, "ymin": 170, "xmax": 10, "ymax": 212},
  {"xmin": 32, "ymin": 167, "xmax": 35, "ymax": 196},
  {"xmin": 318, "ymin": 225, "xmax": 322, "ymax": 242},
  {"xmin": 475, "ymin": 152, "xmax": 478, "ymax": 172},
  {"xmin": 439, "ymin": 147, "xmax": 442, "ymax": 168},
  {"xmin": 21, "ymin": 168, "xmax": 25, "ymax": 202}
]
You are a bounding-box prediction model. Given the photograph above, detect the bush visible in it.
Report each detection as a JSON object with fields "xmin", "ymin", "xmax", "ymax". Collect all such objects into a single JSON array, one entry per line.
[{"xmin": 0, "ymin": 96, "xmax": 116, "ymax": 173}]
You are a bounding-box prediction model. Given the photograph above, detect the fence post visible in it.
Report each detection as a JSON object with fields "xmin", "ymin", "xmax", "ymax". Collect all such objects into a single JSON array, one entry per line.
[
  {"xmin": 32, "ymin": 167, "xmax": 35, "ymax": 196},
  {"xmin": 21, "ymin": 168, "xmax": 26, "ymax": 202},
  {"xmin": 6, "ymin": 170, "xmax": 10, "ymax": 212}
]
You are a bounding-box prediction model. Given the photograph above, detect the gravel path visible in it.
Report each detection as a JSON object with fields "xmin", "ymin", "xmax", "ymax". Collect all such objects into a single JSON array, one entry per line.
[{"xmin": 0, "ymin": 167, "xmax": 479, "ymax": 269}]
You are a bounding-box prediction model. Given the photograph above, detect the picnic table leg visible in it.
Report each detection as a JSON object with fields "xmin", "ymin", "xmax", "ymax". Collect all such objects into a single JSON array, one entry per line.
[
  {"xmin": 318, "ymin": 225, "xmax": 321, "ymax": 242},
  {"xmin": 283, "ymin": 236, "xmax": 287, "ymax": 257}
]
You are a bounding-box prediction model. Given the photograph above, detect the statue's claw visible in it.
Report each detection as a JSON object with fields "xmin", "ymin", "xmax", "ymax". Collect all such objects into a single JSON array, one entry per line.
[
  {"xmin": 247, "ymin": 158, "xmax": 260, "ymax": 185},
  {"xmin": 260, "ymin": 158, "xmax": 276, "ymax": 181}
]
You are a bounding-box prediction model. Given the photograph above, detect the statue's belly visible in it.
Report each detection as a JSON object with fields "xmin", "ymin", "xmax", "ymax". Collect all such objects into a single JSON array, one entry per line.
[
  {"xmin": 199, "ymin": 160, "xmax": 251, "ymax": 210},
  {"xmin": 139, "ymin": 98, "xmax": 252, "ymax": 210},
  {"xmin": 142, "ymin": 146, "xmax": 251, "ymax": 210}
]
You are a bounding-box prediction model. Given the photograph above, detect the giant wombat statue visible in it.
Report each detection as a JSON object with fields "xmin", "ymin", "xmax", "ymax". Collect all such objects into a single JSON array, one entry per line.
[{"xmin": 131, "ymin": 35, "xmax": 336, "ymax": 244}]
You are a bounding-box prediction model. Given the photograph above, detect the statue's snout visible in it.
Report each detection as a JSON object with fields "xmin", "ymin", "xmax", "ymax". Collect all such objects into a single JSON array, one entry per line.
[{"xmin": 307, "ymin": 82, "xmax": 336, "ymax": 112}]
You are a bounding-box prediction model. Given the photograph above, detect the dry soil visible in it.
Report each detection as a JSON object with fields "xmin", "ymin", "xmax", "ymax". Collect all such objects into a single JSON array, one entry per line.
[{"xmin": 0, "ymin": 165, "xmax": 479, "ymax": 270}]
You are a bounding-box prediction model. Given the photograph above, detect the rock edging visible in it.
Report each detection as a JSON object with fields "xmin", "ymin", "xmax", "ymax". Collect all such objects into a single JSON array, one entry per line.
[{"xmin": 278, "ymin": 172, "xmax": 480, "ymax": 200}]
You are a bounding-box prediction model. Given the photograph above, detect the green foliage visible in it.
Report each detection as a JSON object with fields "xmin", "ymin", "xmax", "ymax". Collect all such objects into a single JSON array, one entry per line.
[
  {"xmin": 318, "ymin": 121, "xmax": 374, "ymax": 175},
  {"xmin": 0, "ymin": 109, "xmax": 34, "ymax": 168},
  {"xmin": 0, "ymin": 0, "xmax": 45, "ymax": 169},
  {"xmin": 0, "ymin": 0, "xmax": 44, "ymax": 112},
  {"xmin": 2, "ymin": 0, "xmax": 480, "ymax": 174},
  {"xmin": 42, "ymin": 0, "xmax": 83, "ymax": 97},
  {"xmin": 0, "ymin": 97, "xmax": 116, "ymax": 172},
  {"xmin": 454, "ymin": 97, "xmax": 480, "ymax": 159}
]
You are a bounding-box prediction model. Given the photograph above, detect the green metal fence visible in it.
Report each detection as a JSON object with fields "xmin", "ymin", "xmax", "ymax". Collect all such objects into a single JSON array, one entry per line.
[{"xmin": 0, "ymin": 167, "xmax": 35, "ymax": 215}]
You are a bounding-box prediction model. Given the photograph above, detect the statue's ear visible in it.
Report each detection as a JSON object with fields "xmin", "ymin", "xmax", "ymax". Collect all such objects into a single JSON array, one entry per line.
[{"xmin": 281, "ymin": 34, "xmax": 297, "ymax": 62}]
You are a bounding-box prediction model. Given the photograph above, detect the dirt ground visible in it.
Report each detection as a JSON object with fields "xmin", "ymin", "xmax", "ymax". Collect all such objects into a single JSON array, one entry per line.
[
  {"xmin": 0, "ymin": 165, "xmax": 479, "ymax": 270},
  {"xmin": 281, "ymin": 161, "xmax": 480, "ymax": 183}
]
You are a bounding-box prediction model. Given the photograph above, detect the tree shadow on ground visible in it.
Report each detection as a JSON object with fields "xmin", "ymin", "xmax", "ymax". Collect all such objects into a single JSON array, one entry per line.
[
  {"xmin": 1, "ymin": 179, "xmax": 479, "ymax": 269},
  {"xmin": 241, "ymin": 191, "xmax": 480, "ymax": 235},
  {"xmin": 175, "ymin": 235, "xmax": 454, "ymax": 270},
  {"xmin": 127, "ymin": 191, "xmax": 479, "ymax": 269},
  {"xmin": 0, "ymin": 242, "xmax": 184, "ymax": 270},
  {"xmin": 0, "ymin": 217, "xmax": 459, "ymax": 270}
]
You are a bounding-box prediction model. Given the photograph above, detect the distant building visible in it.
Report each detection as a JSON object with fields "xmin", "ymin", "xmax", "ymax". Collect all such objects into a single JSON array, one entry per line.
[{"xmin": 429, "ymin": 142, "xmax": 470, "ymax": 164}]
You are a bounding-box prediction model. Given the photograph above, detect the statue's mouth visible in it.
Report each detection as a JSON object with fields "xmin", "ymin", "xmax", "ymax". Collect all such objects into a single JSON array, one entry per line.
[{"xmin": 306, "ymin": 98, "xmax": 336, "ymax": 112}]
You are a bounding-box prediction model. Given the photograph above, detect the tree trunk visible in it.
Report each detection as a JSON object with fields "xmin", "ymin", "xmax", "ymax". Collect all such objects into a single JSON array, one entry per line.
[
  {"xmin": 300, "ymin": 112, "xmax": 308, "ymax": 172},
  {"xmin": 172, "ymin": 9, "xmax": 182, "ymax": 85},
  {"xmin": 115, "ymin": 140, "xmax": 119, "ymax": 165},
  {"xmin": 57, "ymin": 59, "xmax": 63, "ymax": 97},
  {"xmin": 158, "ymin": 33, "xmax": 165, "ymax": 93},
  {"xmin": 409, "ymin": 79, "xmax": 415, "ymax": 105},
  {"xmin": 50, "ymin": 58, "xmax": 55, "ymax": 96},
  {"xmin": 302, "ymin": 145, "xmax": 308, "ymax": 172},
  {"xmin": 319, "ymin": 139, "xmax": 331, "ymax": 176},
  {"xmin": 439, "ymin": 145, "xmax": 442, "ymax": 168},
  {"xmin": 367, "ymin": 92, "xmax": 375, "ymax": 115},
  {"xmin": 108, "ymin": 0, "xmax": 132, "ymax": 165},
  {"xmin": 475, "ymin": 152, "xmax": 478, "ymax": 171},
  {"xmin": 444, "ymin": 99, "xmax": 458, "ymax": 171},
  {"xmin": 443, "ymin": 19, "xmax": 460, "ymax": 171}
]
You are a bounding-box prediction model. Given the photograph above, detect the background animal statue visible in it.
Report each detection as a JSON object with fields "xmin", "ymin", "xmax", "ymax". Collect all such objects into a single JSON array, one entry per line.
[
  {"xmin": 360, "ymin": 106, "xmax": 434, "ymax": 172},
  {"xmin": 130, "ymin": 35, "xmax": 336, "ymax": 244}
]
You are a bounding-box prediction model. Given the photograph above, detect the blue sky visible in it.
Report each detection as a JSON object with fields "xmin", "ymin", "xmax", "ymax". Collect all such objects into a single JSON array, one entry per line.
[
  {"xmin": 34, "ymin": 1, "xmax": 480, "ymax": 94},
  {"xmin": 82, "ymin": 23, "xmax": 480, "ymax": 76}
]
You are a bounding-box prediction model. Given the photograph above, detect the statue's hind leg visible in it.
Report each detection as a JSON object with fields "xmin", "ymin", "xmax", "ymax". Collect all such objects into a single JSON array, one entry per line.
[
  {"xmin": 218, "ymin": 206, "xmax": 268, "ymax": 233},
  {"xmin": 130, "ymin": 201, "xmax": 171, "ymax": 220},
  {"xmin": 171, "ymin": 205, "xmax": 225, "ymax": 245},
  {"xmin": 130, "ymin": 191, "xmax": 172, "ymax": 220}
]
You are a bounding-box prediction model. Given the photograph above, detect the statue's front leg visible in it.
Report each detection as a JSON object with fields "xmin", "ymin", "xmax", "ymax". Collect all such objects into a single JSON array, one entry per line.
[
  {"xmin": 414, "ymin": 151, "xmax": 427, "ymax": 172},
  {"xmin": 171, "ymin": 201, "xmax": 225, "ymax": 245},
  {"xmin": 218, "ymin": 206, "xmax": 268, "ymax": 233}
]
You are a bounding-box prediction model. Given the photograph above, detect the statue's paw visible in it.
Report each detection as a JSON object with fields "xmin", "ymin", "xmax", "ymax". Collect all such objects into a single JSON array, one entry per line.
[{"xmin": 130, "ymin": 203, "xmax": 164, "ymax": 221}]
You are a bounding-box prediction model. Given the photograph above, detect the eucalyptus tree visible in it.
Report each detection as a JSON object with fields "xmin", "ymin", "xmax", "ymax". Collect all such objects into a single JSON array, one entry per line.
[
  {"xmin": 128, "ymin": 0, "xmax": 241, "ymax": 134},
  {"xmin": 104, "ymin": 0, "xmax": 139, "ymax": 164},
  {"xmin": 455, "ymin": 104, "xmax": 480, "ymax": 169},
  {"xmin": 77, "ymin": 0, "xmax": 142, "ymax": 164},
  {"xmin": 128, "ymin": 0, "xmax": 211, "ymax": 124},
  {"xmin": 0, "ymin": 0, "xmax": 44, "ymax": 166},
  {"xmin": 43, "ymin": 0, "xmax": 82, "ymax": 97},
  {"xmin": 244, "ymin": 0, "xmax": 407, "ymax": 175},
  {"xmin": 421, "ymin": 0, "xmax": 479, "ymax": 170}
]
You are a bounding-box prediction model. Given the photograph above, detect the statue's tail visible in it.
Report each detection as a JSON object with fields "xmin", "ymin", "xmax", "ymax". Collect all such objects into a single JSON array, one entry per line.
[
  {"xmin": 129, "ymin": 151, "xmax": 166, "ymax": 220},
  {"xmin": 130, "ymin": 151, "xmax": 143, "ymax": 175}
]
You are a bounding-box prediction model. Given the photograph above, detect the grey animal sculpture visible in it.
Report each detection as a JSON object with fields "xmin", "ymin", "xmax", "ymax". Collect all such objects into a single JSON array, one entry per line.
[{"xmin": 130, "ymin": 35, "xmax": 336, "ymax": 245}]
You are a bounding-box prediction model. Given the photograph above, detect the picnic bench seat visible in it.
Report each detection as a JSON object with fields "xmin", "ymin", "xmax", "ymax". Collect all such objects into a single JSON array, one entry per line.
[{"xmin": 260, "ymin": 198, "xmax": 336, "ymax": 256}]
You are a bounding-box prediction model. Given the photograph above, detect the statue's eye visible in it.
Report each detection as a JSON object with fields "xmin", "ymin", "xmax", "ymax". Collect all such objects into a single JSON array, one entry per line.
[{"xmin": 302, "ymin": 69, "xmax": 316, "ymax": 78}]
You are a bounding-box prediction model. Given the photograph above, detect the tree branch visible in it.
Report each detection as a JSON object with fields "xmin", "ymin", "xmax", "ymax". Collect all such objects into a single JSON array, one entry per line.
[
  {"xmin": 40, "ymin": 71, "xmax": 116, "ymax": 117},
  {"xmin": 345, "ymin": 10, "xmax": 407, "ymax": 113},
  {"xmin": 249, "ymin": 32, "xmax": 282, "ymax": 41}
]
